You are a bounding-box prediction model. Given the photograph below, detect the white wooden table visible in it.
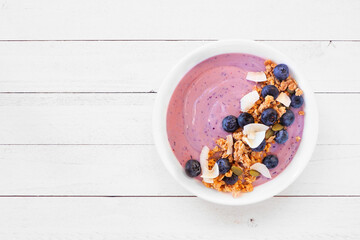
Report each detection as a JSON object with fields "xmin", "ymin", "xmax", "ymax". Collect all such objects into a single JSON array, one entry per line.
[{"xmin": 0, "ymin": 0, "xmax": 359, "ymax": 239}]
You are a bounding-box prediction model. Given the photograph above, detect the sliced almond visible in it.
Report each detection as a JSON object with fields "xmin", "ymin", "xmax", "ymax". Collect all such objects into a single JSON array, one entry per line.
[
  {"xmin": 276, "ymin": 92, "xmax": 291, "ymax": 107},
  {"xmin": 246, "ymin": 71, "xmax": 267, "ymax": 82},
  {"xmin": 240, "ymin": 91, "xmax": 259, "ymax": 112},
  {"xmin": 250, "ymin": 163, "xmax": 272, "ymax": 179}
]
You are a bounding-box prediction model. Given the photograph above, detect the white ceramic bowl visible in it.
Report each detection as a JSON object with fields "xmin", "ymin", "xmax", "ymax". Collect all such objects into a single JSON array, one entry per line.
[{"xmin": 153, "ymin": 40, "xmax": 318, "ymax": 205}]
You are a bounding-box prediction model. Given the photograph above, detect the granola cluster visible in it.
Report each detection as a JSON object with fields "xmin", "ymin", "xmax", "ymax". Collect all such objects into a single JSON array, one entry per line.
[{"xmin": 201, "ymin": 60, "xmax": 304, "ymax": 197}]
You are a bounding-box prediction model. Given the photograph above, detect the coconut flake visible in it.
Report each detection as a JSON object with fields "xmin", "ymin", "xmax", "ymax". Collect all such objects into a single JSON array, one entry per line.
[
  {"xmin": 240, "ymin": 91, "xmax": 259, "ymax": 112},
  {"xmin": 199, "ymin": 146, "xmax": 219, "ymax": 181},
  {"xmin": 201, "ymin": 163, "xmax": 219, "ymax": 179},
  {"xmin": 199, "ymin": 146, "xmax": 210, "ymax": 168},
  {"xmin": 243, "ymin": 123, "xmax": 269, "ymax": 135},
  {"xmin": 203, "ymin": 178, "xmax": 214, "ymax": 183},
  {"xmin": 226, "ymin": 135, "xmax": 233, "ymax": 155},
  {"xmin": 246, "ymin": 71, "xmax": 267, "ymax": 82},
  {"xmin": 276, "ymin": 92, "xmax": 291, "ymax": 107},
  {"xmin": 247, "ymin": 131, "xmax": 256, "ymax": 140},
  {"xmin": 243, "ymin": 131, "xmax": 266, "ymax": 148},
  {"xmin": 242, "ymin": 123, "xmax": 269, "ymax": 148},
  {"xmin": 250, "ymin": 163, "xmax": 272, "ymax": 179}
]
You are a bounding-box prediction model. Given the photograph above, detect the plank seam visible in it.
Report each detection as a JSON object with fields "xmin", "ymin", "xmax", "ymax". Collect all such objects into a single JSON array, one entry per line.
[
  {"xmin": 0, "ymin": 144, "xmax": 358, "ymax": 146},
  {"xmin": 0, "ymin": 39, "xmax": 360, "ymax": 42},
  {"xmin": 0, "ymin": 92, "xmax": 359, "ymax": 94},
  {"xmin": 0, "ymin": 195, "xmax": 358, "ymax": 198}
]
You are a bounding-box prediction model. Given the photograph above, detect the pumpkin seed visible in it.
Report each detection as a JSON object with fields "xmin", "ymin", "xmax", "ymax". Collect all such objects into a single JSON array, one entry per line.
[
  {"xmin": 249, "ymin": 170, "xmax": 260, "ymax": 177},
  {"xmin": 287, "ymin": 89, "xmax": 295, "ymax": 94},
  {"xmin": 272, "ymin": 123, "xmax": 284, "ymax": 131},
  {"xmin": 231, "ymin": 166, "xmax": 243, "ymax": 176},
  {"xmin": 265, "ymin": 129, "xmax": 275, "ymax": 139}
]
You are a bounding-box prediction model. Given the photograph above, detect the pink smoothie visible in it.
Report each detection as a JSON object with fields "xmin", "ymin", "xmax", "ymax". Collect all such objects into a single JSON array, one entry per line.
[{"xmin": 166, "ymin": 53, "xmax": 304, "ymax": 186}]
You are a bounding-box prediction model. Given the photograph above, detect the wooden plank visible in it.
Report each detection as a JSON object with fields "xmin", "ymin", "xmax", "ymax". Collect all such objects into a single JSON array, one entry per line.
[
  {"xmin": 0, "ymin": 197, "xmax": 358, "ymax": 239},
  {"xmin": 0, "ymin": 93, "xmax": 155, "ymax": 144},
  {"xmin": 0, "ymin": 93, "xmax": 358, "ymax": 144},
  {"xmin": 0, "ymin": 144, "xmax": 358, "ymax": 196},
  {"xmin": 0, "ymin": 41, "xmax": 359, "ymax": 92},
  {"xmin": 0, "ymin": 0, "xmax": 359, "ymax": 40}
]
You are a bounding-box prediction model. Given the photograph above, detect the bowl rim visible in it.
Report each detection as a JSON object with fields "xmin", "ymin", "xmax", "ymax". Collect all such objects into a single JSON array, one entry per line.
[{"xmin": 153, "ymin": 39, "xmax": 318, "ymax": 205}]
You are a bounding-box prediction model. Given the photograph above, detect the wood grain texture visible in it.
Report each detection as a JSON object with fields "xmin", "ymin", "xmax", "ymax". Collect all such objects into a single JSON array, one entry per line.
[
  {"xmin": 0, "ymin": 197, "xmax": 358, "ymax": 239},
  {"xmin": 0, "ymin": 144, "xmax": 358, "ymax": 196},
  {"xmin": 0, "ymin": 0, "xmax": 359, "ymax": 40},
  {"xmin": 0, "ymin": 93, "xmax": 358, "ymax": 144},
  {"xmin": 0, "ymin": 0, "xmax": 359, "ymax": 238},
  {"xmin": 0, "ymin": 41, "xmax": 359, "ymax": 92}
]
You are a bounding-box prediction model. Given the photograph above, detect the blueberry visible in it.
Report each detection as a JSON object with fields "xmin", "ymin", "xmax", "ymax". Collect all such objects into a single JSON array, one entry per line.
[
  {"xmin": 261, "ymin": 85, "xmax": 279, "ymax": 99},
  {"xmin": 275, "ymin": 129, "xmax": 289, "ymax": 144},
  {"xmin": 222, "ymin": 115, "xmax": 239, "ymax": 132},
  {"xmin": 273, "ymin": 64, "xmax": 289, "ymax": 81},
  {"xmin": 251, "ymin": 139, "xmax": 266, "ymax": 152},
  {"xmin": 185, "ymin": 160, "xmax": 201, "ymax": 177},
  {"xmin": 280, "ymin": 109, "xmax": 295, "ymax": 127},
  {"xmin": 217, "ymin": 158, "xmax": 231, "ymax": 174},
  {"xmin": 237, "ymin": 112, "xmax": 254, "ymax": 128},
  {"xmin": 261, "ymin": 108, "xmax": 278, "ymax": 126},
  {"xmin": 223, "ymin": 174, "xmax": 238, "ymax": 185},
  {"xmin": 290, "ymin": 95, "xmax": 304, "ymax": 108},
  {"xmin": 262, "ymin": 155, "xmax": 279, "ymax": 169}
]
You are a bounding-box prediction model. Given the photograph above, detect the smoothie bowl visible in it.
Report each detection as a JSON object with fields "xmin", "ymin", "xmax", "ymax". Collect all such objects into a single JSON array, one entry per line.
[{"xmin": 153, "ymin": 40, "xmax": 318, "ymax": 205}]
